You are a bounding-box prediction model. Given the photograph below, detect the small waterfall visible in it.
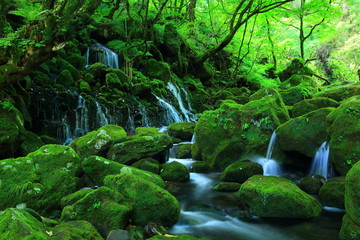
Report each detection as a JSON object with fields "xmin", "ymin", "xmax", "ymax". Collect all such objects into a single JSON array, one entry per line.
[
  {"xmin": 134, "ymin": 98, "xmax": 152, "ymax": 127},
  {"xmin": 94, "ymin": 99, "xmax": 109, "ymax": 127},
  {"xmin": 153, "ymin": 94, "xmax": 184, "ymax": 124},
  {"xmin": 191, "ymin": 133, "xmax": 196, "ymax": 143},
  {"xmin": 255, "ymin": 131, "xmax": 282, "ymax": 176},
  {"xmin": 167, "ymin": 82, "xmax": 196, "ymax": 122},
  {"xmin": 58, "ymin": 115, "xmax": 73, "ymax": 145},
  {"xmin": 85, "ymin": 43, "xmax": 119, "ymax": 69},
  {"xmin": 309, "ymin": 141, "xmax": 332, "ymax": 179},
  {"xmin": 127, "ymin": 108, "xmax": 136, "ymax": 132},
  {"xmin": 74, "ymin": 95, "xmax": 89, "ymax": 137}
]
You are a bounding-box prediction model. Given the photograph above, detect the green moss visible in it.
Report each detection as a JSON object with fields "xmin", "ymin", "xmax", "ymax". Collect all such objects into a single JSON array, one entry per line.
[
  {"xmin": 314, "ymin": 84, "xmax": 360, "ymax": 102},
  {"xmin": 176, "ymin": 144, "xmax": 192, "ymax": 159},
  {"xmin": 32, "ymin": 71, "xmax": 52, "ymax": 86},
  {"xmin": 292, "ymin": 97, "xmax": 339, "ymax": 117},
  {"xmin": 88, "ymin": 62, "xmax": 109, "ymax": 79},
  {"xmin": 79, "ymin": 80, "xmax": 91, "ymax": 92},
  {"xmin": 213, "ymin": 182, "xmax": 241, "ymax": 192},
  {"xmin": 142, "ymin": 59, "xmax": 171, "ymax": 81},
  {"xmin": 57, "ymin": 69, "xmax": 74, "ymax": 87},
  {"xmin": 19, "ymin": 131, "xmax": 44, "ymax": 156},
  {"xmin": 61, "ymin": 188, "xmax": 95, "ymax": 208},
  {"xmin": 191, "ymin": 161, "xmax": 211, "ymax": 173},
  {"xmin": 220, "ymin": 160, "xmax": 263, "ymax": 183},
  {"xmin": 104, "ymin": 173, "xmax": 180, "ymax": 226},
  {"xmin": 135, "ymin": 127, "xmax": 159, "ymax": 135},
  {"xmin": 160, "ymin": 161, "xmax": 190, "ymax": 182},
  {"xmin": 237, "ymin": 175, "xmax": 322, "ymax": 218},
  {"xmin": 131, "ymin": 158, "xmax": 160, "ymax": 174},
  {"xmin": 339, "ymin": 215, "xmax": 360, "ymax": 240},
  {"xmin": 319, "ymin": 177, "xmax": 345, "ymax": 208},
  {"xmin": 299, "ymin": 175, "xmax": 325, "ymax": 195},
  {"xmin": 168, "ymin": 122, "xmax": 196, "ymax": 141},
  {"xmin": 51, "ymin": 220, "xmax": 103, "ymax": 240},
  {"xmin": 344, "ymin": 160, "xmax": 360, "ymax": 225}
]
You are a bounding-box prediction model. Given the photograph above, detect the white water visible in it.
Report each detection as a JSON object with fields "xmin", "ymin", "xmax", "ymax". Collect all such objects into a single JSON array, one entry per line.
[
  {"xmin": 254, "ymin": 131, "xmax": 283, "ymax": 176},
  {"xmin": 85, "ymin": 43, "xmax": 119, "ymax": 69},
  {"xmin": 74, "ymin": 95, "xmax": 89, "ymax": 137},
  {"xmin": 153, "ymin": 94, "xmax": 184, "ymax": 124},
  {"xmin": 167, "ymin": 82, "xmax": 196, "ymax": 122},
  {"xmin": 309, "ymin": 141, "xmax": 331, "ymax": 179},
  {"xmin": 94, "ymin": 100, "xmax": 109, "ymax": 127},
  {"xmin": 127, "ymin": 108, "xmax": 136, "ymax": 132}
]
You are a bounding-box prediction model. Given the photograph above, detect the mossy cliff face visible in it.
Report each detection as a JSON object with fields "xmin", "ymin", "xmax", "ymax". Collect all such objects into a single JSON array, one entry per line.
[
  {"xmin": 105, "ymin": 173, "xmax": 180, "ymax": 227},
  {"xmin": 0, "ymin": 101, "xmax": 25, "ymax": 158},
  {"xmin": 192, "ymin": 88, "xmax": 289, "ymax": 170},
  {"xmin": 236, "ymin": 175, "xmax": 322, "ymax": 218},
  {"xmin": 326, "ymin": 97, "xmax": 360, "ymax": 175},
  {"xmin": 0, "ymin": 145, "xmax": 80, "ymax": 215},
  {"xmin": 340, "ymin": 161, "xmax": 360, "ymax": 239},
  {"xmin": 277, "ymin": 107, "xmax": 335, "ymax": 158}
]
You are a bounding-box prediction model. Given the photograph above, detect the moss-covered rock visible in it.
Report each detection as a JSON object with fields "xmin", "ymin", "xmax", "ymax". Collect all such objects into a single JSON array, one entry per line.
[
  {"xmin": 0, "ymin": 145, "xmax": 80, "ymax": 215},
  {"xmin": 88, "ymin": 62, "xmax": 109, "ymax": 79},
  {"xmin": 292, "ymin": 97, "xmax": 340, "ymax": 117},
  {"xmin": 61, "ymin": 187, "xmax": 131, "ymax": 237},
  {"xmin": 278, "ymin": 58, "xmax": 315, "ymax": 81},
  {"xmin": 213, "ymin": 182, "xmax": 242, "ymax": 192},
  {"xmin": 0, "ymin": 208, "xmax": 49, "ymax": 239},
  {"xmin": 299, "ymin": 175, "xmax": 325, "ymax": 195},
  {"xmin": 104, "ymin": 173, "xmax": 180, "ymax": 226},
  {"xmin": 19, "ymin": 130, "xmax": 45, "ymax": 156},
  {"xmin": 314, "ymin": 84, "xmax": 360, "ymax": 102},
  {"xmin": 57, "ymin": 69, "xmax": 74, "ymax": 87},
  {"xmin": 61, "ymin": 188, "xmax": 95, "ymax": 207},
  {"xmin": 193, "ymin": 89, "xmax": 289, "ymax": 170},
  {"xmin": 107, "ymin": 132, "xmax": 172, "ymax": 165},
  {"xmin": 79, "ymin": 80, "xmax": 91, "ymax": 92},
  {"xmin": 132, "ymin": 158, "xmax": 160, "ymax": 174},
  {"xmin": 70, "ymin": 124, "xmax": 127, "ymax": 159},
  {"xmin": 339, "ymin": 214, "xmax": 360, "ymax": 240},
  {"xmin": 220, "ymin": 160, "xmax": 263, "ymax": 183},
  {"xmin": 51, "ymin": 220, "xmax": 104, "ymax": 240},
  {"xmin": 142, "ymin": 59, "xmax": 171, "ymax": 81},
  {"xmin": 277, "ymin": 107, "xmax": 335, "ymax": 158},
  {"xmin": 175, "ymin": 144, "xmax": 192, "ymax": 159},
  {"xmin": 32, "ymin": 71, "xmax": 53, "ymax": 86},
  {"xmin": 237, "ymin": 175, "xmax": 322, "ymax": 218},
  {"xmin": 168, "ymin": 122, "xmax": 196, "ymax": 141},
  {"xmin": 344, "ymin": 161, "xmax": 360, "ymax": 225},
  {"xmin": 160, "ymin": 161, "xmax": 190, "ymax": 182},
  {"xmin": 135, "ymin": 127, "xmax": 159, "ymax": 135},
  {"xmin": 82, "ymin": 156, "xmax": 165, "ymax": 188},
  {"xmin": 0, "ymin": 101, "xmax": 25, "ymax": 158},
  {"xmin": 326, "ymin": 97, "xmax": 360, "ymax": 175},
  {"xmin": 319, "ymin": 177, "xmax": 345, "ymax": 208}
]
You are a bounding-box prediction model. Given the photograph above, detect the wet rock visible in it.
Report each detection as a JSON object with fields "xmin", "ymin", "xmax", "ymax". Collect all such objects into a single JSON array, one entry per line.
[
  {"xmin": 168, "ymin": 122, "xmax": 196, "ymax": 141},
  {"xmin": 191, "ymin": 161, "xmax": 211, "ymax": 173},
  {"xmin": 220, "ymin": 160, "xmax": 263, "ymax": 183},
  {"xmin": 175, "ymin": 144, "xmax": 192, "ymax": 159},
  {"xmin": 132, "ymin": 158, "xmax": 160, "ymax": 174},
  {"xmin": 299, "ymin": 175, "xmax": 325, "ymax": 195},
  {"xmin": 314, "ymin": 84, "xmax": 360, "ymax": 102},
  {"xmin": 160, "ymin": 161, "xmax": 190, "ymax": 182},
  {"xmin": 213, "ymin": 182, "xmax": 242, "ymax": 192},
  {"xmin": 51, "ymin": 220, "xmax": 104, "ymax": 240},
  {"xmin": 319, "ymin": 177, "xmax": 345, "ymax": 208},
  {"xmin": 104, "ymin": 173, "xmax": 180, "ymax": 226},
  {"xmin": 144, "ymin": 222, "xmax": 167, "ymax": 238},
  {"xmin": 106, "ymin": 229, "xmax": 129, "ymax": 240},
  {"xmin": 237, "ymin": 175, "xmax": 322, "ymax": 218}
]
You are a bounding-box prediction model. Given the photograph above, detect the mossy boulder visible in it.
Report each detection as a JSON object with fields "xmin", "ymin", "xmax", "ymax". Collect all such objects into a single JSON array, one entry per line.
[
  {"xmin": 191, "ymin": 161, "xmax": 211, "ymax": 173},
  {"xmin": 175, "ymin": 144, "xmax": 192, "ymax": 159},
  {"xmin": 160, "ymin": 161, "xmax": 190, "ymax": 182},
  {"xmin": 32, "ymin": 71, "xmax": 52, "ymax": 86},
  {"xmin": 70, "ymin": 124, "xmax": 127, "ymax": 159},
  {"xmin": 142, "ymin": 59, "xmax": 171, "ymax": 82},
  {"xmin": 51, "ymin": 220, "xmax": 104, "ymax": 240},
  {"xmin": 19, "ymin": 130, "xmax": 45, "ymax": 156},
  {"xmin": 79, "ymin": 80, "xmax": 91, "ymax": 92},
  {"xmin": 0, "ymin": 208, "xmax": 49, "ymax": 239},
  {"xmin": 277, "ymin": 107, "xmax": 335, "ymax": 158},
  {"xmin": 106, "ymin": 72, "xmax": 122, "ymax": 89},
  {"xmin": 220, "ymin": 160, "xmax": 263, "ymax": 183},
  {"xmin": 168, "ymin": 122, "xmax": 196, "ymax": 141},
  {"xmin": 193, "ymin": 88, "xmax": 289, "ymax": 170},
  {"xmin": 57, "ymin": 69, "xmax": 74, "ymax": 87},
  {"xmin": 135, "ymin": 127, "xmax": 159, "ymax": 135},
  {"xmin": 292, "ymin": 97, "xmax": 340, "ymax": 117},
  {"xmin": 278, "ymin": 58, "xmax": 315, "ymax": 81},
  {"xmin": 61, "ymin": 187, "xmax": 131, "ymax": 237},
  {"xmin": 0, "ymin": 101, "xmax": 25, "ymax": 158},
  {"xmin": 213, "ymin": 182, "xmax": 242, "ymax": 192},
  {"xmin": 132, "ymin": 158, "xmax": 160, "ymax": 174},
  {"xmin": 299, "ymin": 175, "xmax": 325, "ymax": 195},
  {"xmin": 314, "ymin": 84, "xmax": 360, "ymax": 102},
  {"xmin": 319, "ymin": 177, "xmax": 345, "ymax": 208},
  {"xmin": 107, "ymin": 132, "xmax": 172, "ymax": 165},
  {"xmin": 61, "ymin": 188, "xmax": 95, "ymax": 207},
  {"xmin": 237, "ymin": 175, "xmax": 322, "ymax": 218},
  {"xmin": 82, "ymin": 156, "xmax": 165, "ymax": 188},
  {"xmin": 326, "ymin": 97, "xmax": 360, "ymax": 175},
  {"xmin": 340, "ymin": 161, "xmax": 360, "ymax": 239},
  {"xmin": 0, "ymin": 145, "xmax": 80, "ymax": 215},
  {"xmin": 104, "ymin": 173, "xmax": 180, "ymax": 226},
  {"xmin": 88, "ymin": 62, "xmax": 109, "ymax": 79}
]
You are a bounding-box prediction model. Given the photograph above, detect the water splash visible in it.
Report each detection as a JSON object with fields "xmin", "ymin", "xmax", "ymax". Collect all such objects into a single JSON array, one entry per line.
[
  {"xmin": 85, "ymin": 43, "xmax": 119, "ymax": 69},
  {"xmin": 167, "ymin": 82, "xmax": 196, "ymax": 122},
  {"xmin": 255, "ymin": 131, "xmax": 283, "ymax": 176},
  {"xmin": 309, "ymin": 141, "xmax": 332, "ymax": 179}
]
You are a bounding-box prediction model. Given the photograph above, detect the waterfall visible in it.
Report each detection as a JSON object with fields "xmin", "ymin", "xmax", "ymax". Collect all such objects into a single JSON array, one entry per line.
[
  {"xmin": 85, "ymin": 43, "xmax": 119, "ymax": 69},
  {"xmin": 255, "ymin": 131, "xmax": 282, "ymax": 176},
  {"xmin": 134, "ymin": 98, "xmax": 152, "ymax": 127},
  {"xmin": 127, "ymin": 108, "xmax": 136, "ymax": 132},
  {"xmin": 74, "ymin": 95, "xmax": 89, "ymax": 137},
  {"xmin": 167, "ymin": 82, "xmax": 196, "ymax": 122},
  {"xmin": 94, "ymin": 99, "xmax": 109, "ymax": 127},
  {"xmin": 309, "ymin": 141, "xmax": 332, "ymax": 179},
  {"xmin": 153, "ymin": 94, "xmax": 184, "ymax": 124}
]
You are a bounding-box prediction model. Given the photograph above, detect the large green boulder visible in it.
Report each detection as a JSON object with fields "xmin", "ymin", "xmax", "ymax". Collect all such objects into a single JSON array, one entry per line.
[
  {"xmin": 0, "ymin": 101, "xmax": 25, "ymax": 158},
  {"xmin": 51, "ymin": 220, "xmax": 104, "ymax": 240},
  {"xmin": 326, "ymin": 97, "xmax": 360, "ymax": 175},
  {"xmin": 237, "ymin": 175, "xmax": 322, "ymax": 218},
  {"xmin": 192, "ymin": 88, "xmax": 289, "ymax": 170},
  {"xmin": 0, "ymin": 145, "xmax": 80, "ymax": 215},
  {"xmin": 160, "ymin": 161, "xmax": 190, "ymax": 182},
  {"xmin": 299, "ymin": 175, "xmax": 325, "ymax": 195},
  {"xmin": 277, "ymin": 58, "xmax": 314, "ymax": 81},
  {"xmin": 292, "ymin": 97, "xmax": 339, "ymax": 117},
  {"xmin": 168, "ymin": 122, "xmax": 196, "ymax": 141},
  {"xmin": 19, "ymin": 130, "xmax": 45, "ymax": 156},
  {"xmin": 175, "ymin": 144, "xmax": 192, "ymax": 159},
  {"xmin": 82, "ymin": 156, "xmax": 165, "ymax": 187},
  {"xmin": 213, "ymin": 182, "xmax": 242, "ymax": 192},
  {"xmin": 319, "ymin": 177, "xmax": 345, "ymax": 208},
  {"xmin": 131, "ymin": 158, "xmax": 160, "ymax": 174},
  {"xmin": 104, "ymin": 173, "xmax": 180, "ymax": 226},
  {"xmin": 314, "ymin": 84, "xmax": 360, "ymax": 102},
  {"xmin": 142, "ymin": 59, "xmax": 171, "ymax": 82},
  {"xmin": 220, "ymin": 160, "xmax": 263, "ymax": 183},
  {"xmin": 340, "ymin": 161, "xmax": 360, "ymax": 239},
  {"xmin": 57, "ymin": 69, "xmax": 74, "ymax": 87},
  {"xmin": 277, "ymin": 107, "xmax": 335, "ymax": 158},
  {"xmin": 107, "ymin": 132, "xmax": 172, "ymax": 165},
  {"xmin": 70, "ymin": 124, "xmax": 127, "ymax": 158},
  {"xmin": 61, "ymin": 187, "xmax": 131, "ymax": 237}
]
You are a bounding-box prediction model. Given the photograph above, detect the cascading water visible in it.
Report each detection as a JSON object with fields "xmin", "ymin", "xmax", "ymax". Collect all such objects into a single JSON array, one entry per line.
[
  {"xmin": 134, "ymin": 98, "xmax": 152, "ymax": 127},
  {"xmin": 153, "ymin": 94, "xmax": 184, "ymax": 124},
  {"xmin": 94, "ymin": 100, "xmax": 109, "ymax": 127},
  {"xmin": 309, "ymin": 141, "xmax": 332, "ymax": 179},
  {"xmin": 167, "ymin": 82, "xmax": 197, "ymax": 122},
  {"xmin": 73, "ymin": 95, "xmax": 89, "ymax": 137},
  {"xmin": 85, "ymin": 43, "xmax": 119, "ymax": 69},
  {"xmin": 254, "ymin": 131, "xmax": 283, "ymax": 176}
]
